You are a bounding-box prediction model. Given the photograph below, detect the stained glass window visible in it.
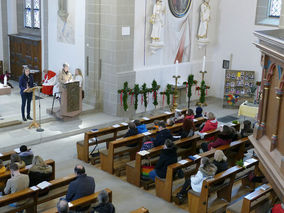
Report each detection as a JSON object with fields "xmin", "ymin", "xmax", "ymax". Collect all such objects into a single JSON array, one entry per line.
[
  {"xmin": 24, "ymin": 0, "xmax": 41, "ymax": 29},
  {"xmin": 269, "ymin": 0, "xmax": 282, "ymax": 17}
]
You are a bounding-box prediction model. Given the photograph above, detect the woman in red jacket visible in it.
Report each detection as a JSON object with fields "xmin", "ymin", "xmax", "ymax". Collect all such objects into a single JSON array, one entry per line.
[{"xmin": 200, "ymin": 112, "xmax": 218, "ymax": 141}]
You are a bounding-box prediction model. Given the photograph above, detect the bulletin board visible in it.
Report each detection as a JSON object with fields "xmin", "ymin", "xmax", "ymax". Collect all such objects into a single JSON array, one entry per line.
[{"xmin": 223, "ymin": 70, "xmax": 255, "ymax": 108}]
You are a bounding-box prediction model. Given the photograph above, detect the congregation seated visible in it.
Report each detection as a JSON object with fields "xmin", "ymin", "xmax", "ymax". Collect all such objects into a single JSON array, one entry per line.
[
  {"xmin": 185, "ymin": 108, "xmax": 195, "ymax": 120},
  {"xmin": 173, "ymin": 111, "xmax": 184, "ymax": 123},
  {"xmin": 92, "ymin": 190, "xmax": 115, "ymax": 213},
  {"xmin": 180, "ymin": 118, "xmax": 195, "ymax": 139},
  {"xmin": 66, "ymin": 165, "xmax": 95, "ymax": 211},
  {"xmin": 200, "ymin": 112, "xmax": 218, "ymax": 141},
  {"xmin": 19, "ymin": 145, "xmax": 34, "ymax": 165},
  {"xmin": 28, "ymin": 156, "xmax": 53, "ymax": 188},
  {"xmin": 240, "ymin": 120, "xmax": 253, "ymax": 138},
  {"xmin": 140, "ymin": 136, "xmax": 154, "ymax": 151},
  {"xmin": 42, "ymin": 69, "xmax": 57, "ymax": 96},
  {"xmin": 149, "ymin": 139, "xmax": 177, "ymax": 181},
  {"xmin": 201, "ymin": 125, "xmax": 234, "ymax": 152},
  {"xmin": 4, "ymin": 163, "xmax": 29, "ymax": 206},
  {"xmin": 57, "ymin": 198, "xmax": 69, "ymax": 213},
  {"xmin": 8, "ymin": 153, "xmax": 25, "ymax": 169},
  {"xmin": 194, "ymin": 106, "xmax": 203, "ymax": 118},
  {"xmin": 134, "ymin": 120, "xmax": 148, "ymax": 134},
  {"xmin": 153, "ymin": 121, "xmax": 173, "ymax": 147},
  {"xmin": 175, "ymin": 157, "xmax": 217, "ymax": 203}
]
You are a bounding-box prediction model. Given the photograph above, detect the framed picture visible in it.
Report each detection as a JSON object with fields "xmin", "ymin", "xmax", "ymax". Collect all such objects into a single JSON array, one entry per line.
[
  {"xmin": 169, "ymin": 0, "xmax": 192, "ymax": 18},
  {"xmin": 223, "ymin": 60, "xmax": 230, "ymax": 69}
]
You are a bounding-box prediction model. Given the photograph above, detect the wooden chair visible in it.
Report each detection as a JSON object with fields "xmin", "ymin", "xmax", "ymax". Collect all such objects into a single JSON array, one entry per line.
[
  {"xmin": 41, "ymin": 188, "xmax": 112, "ymax": 213},
  {"xmin": 187, "ymin": 159, "xmax": 259, "ymax": 213},
  {"xmin": 77, "ymin": 109, "xmax": 188, "ymax": 162},
  {"xmin": 226, "ymin": 184, "xmax": 273, "ymax": 213},
  {"xmin": 155, "ymin": 137, "xmax": 247, "ymax": 202},
  {"xmin": 100, "ymin": 117, "xmax": 206, "ymax": 175},
  {"xmin": 131, "ymin": 207, "xmax": 150, "ymax": 213}
]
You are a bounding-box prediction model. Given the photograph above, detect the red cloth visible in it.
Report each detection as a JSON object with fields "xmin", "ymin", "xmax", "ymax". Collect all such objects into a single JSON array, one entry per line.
[
  {"xmin": 42, "ymin": 70, "xmax": 56, "ymax": 95},
  {"xmin": 185, "ymin": 115, "xmax": 195, "ymax": 120},
  {"xmin": 208, "ymin": 138, "xmax": 232, "ymax": 150},
  {"xmin": 272, "ymin": 204, "xmax": 284, "ymax": 213},
  {"xmin": 200, "ymin": 119, "xmax": 218, "ymax": 141}
]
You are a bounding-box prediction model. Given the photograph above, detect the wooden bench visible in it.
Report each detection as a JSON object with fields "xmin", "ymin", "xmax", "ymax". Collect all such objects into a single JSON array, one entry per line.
[
  {"xmin": 126, "ymin": 127, "xmax": 224, "ymax": 187},
  {"xmin": 155, "ymin": 137, "xmax": 247, "ymax": 202},
  {"xmin": 130, "ymin": 207, "xmax": 150, "ymax": 213},
  {"xmin": 187, "ymin": 158, "xmax": 259, "ymax": 213},
  {"xmin": 100, "ymin": 117, "xmax": 206, "ymax": 175},
  {"xmin": 226, "ymin": 184, "xmax": 273, "ymax": 213},
  {"xmin": 77, "ymin": 109, "xmax": 188, "ymax": 162},
  {"xmin": 0, "ymin": 159, "xmax": 55, "ymax": 185},
  {"xmin": 0, "ymin": 151, "xmax": 17, "ymax": 162},
  {"xmin": 42, "ymin": 188, "xmax": 112, "ymax": 213},
  {"xmin": 0, "ymin": 188, "xmax": 38, "ymax": 213}
]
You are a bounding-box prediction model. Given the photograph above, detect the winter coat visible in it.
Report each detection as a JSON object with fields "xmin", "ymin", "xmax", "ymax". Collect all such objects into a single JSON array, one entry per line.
[
  {"xmin": 155, "ymin": 148, "xmax": 177, "ymax": 178},
  {"xmin": 137, "ymin": 124, "xmax": 148, "ymax": 133},
  {"xmin": 207, "ymin": 134, "xmax": 232, "ymax": 150},
  {"xmin": 213, "ymin": 160, "xmax": 228, "ymax": 174},
  {"xmin": 20, "ymin": 151, "xmax": 34, "ymax": 165},
  {"xmin": 191, "ymin": 163, "xmax": 217, "ymax": 193},
  {"xmin": 154, "ymin": 129, "xmax": 173, "ymax": 147},
  {"xmin": 92, "ymin": 203, "xmax": 115, "ymax": 213},
  {"xmin": 29, "ymin": 165, "xmax": 53, "ymax": 187},
  {"xmin": 200, "ymin": 119, "xmax": 218, "ymax": 141}
]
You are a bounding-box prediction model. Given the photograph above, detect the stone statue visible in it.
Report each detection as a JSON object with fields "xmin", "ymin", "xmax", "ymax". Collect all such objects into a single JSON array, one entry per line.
[
  {"xmin": 197, "ymin": 0, "xmax": 211, "ymax": 41},
  {"xmin": 58, "ymin": 0, "xmax": 69, "ymax": 22},
  {"xmin": 150, "ymin": 0, "xmax": 165, "ymax": 42}
]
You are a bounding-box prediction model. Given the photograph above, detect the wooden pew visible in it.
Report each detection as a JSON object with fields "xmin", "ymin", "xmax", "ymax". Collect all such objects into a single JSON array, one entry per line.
[
  {"xmin": 131, "ymin": 207, "xmax": 150, "ymax": 213},
  {"xmin": 226, "ymin": 184, "xmax": 273, "ymax": 213},
  {"xmin": 187, "ymin": 158, "xmax": 259, "ymax": 213},
  {"xmin": 0, "ymin": 159, "xmax": 55, "ymax": 185},
  {"xmin": 126, "ymin": 127, "xmax": 222, "ymax": 187},
  {"xmin": 155, "ymin": 137, "xmax": 247, "ymax": 202},
  {"xmin": 42, "ymin": 188, "xmax": 112, "ymax": 213},
  {"xmin": 100, "ymin": 117, "xmax": 206, "ymax": 175},
  {"xmin": 0, "ymin": 188, "xmax": 38, "ymax": 213},
  {"xmin": 77, "ymin": 109, "xmax": 188, "ymax": 163},
  {"xmin": 0, "ymin": 151, "xmax": 17, "ymax": 162}
]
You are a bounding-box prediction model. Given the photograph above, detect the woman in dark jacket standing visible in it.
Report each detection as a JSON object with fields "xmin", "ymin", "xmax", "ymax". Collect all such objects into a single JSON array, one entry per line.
[
  {"xmin": 149, "ymin": 139, "xmax": 177, "ymax": 181},
  {"xmin": 19, "ymin": 66, "xmax": 34, "ymax": 121}
]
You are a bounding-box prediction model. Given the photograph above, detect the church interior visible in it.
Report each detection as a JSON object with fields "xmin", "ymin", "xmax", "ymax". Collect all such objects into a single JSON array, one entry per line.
[{"xmin": 0, "ymin": 0, "xmax": 283, "ymax": 212}]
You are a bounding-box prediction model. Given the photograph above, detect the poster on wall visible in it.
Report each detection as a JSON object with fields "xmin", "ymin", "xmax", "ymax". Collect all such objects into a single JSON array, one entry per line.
[{"xmin": 57, "ymin": 0, "xmax": 75, "ymax": 44}]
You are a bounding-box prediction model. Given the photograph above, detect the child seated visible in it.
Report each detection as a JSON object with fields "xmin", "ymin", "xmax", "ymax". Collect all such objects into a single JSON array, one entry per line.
[
  {"xmin": 194, "ymin": 106, "xmax": 203, "ymax": 118},
  {"xmin": 185, "ymin": 109, "xmax": 195, "ymax": 120},
  {"xmin": 241, "ymin": 120, "xmax": 253, "ymax": 138},
  {"xmin": 134, "ymin": 120, "xmax": 148, "ymax": 133},
  {"xmin": 140, "ymin": 136, "xmax": 154, "ymax": 151},
  {"xmin": 174, "ymin": 111, "xmax": 184, "ymax": 123},
  {"xmin": 153, "ymin": 120, "xmax": 159, "ymax": 129},
  {"xmin": 19, "ymin": 145, "xmax": 34, "ymax": 165},
  {"xmin": 124, "ymin": 122, "xmax": 138, "ymax": 138}
]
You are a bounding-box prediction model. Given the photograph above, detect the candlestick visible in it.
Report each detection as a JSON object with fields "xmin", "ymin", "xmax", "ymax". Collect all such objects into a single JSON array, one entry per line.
[
  {"xmin": 175, "ymin": 60, "xmax": 178, "ymax": 76},
  {"xmin": 202, "ymin": 56, "xmax": 206, "ymax": 72}
]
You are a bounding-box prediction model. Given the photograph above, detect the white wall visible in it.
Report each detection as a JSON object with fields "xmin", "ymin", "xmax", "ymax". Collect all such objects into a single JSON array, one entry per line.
[
  {"xmin": 48, "ymin": 0, "xmax": 85, "ymax": 84},
  {"xmin": 0, "ymin": 0, "xmax": 3, "ymax": 61},
  {"xmin": 7, "ymin": 0, "xmax": 17, "ymax": 34},
  {"xmin": 133, "ymin": 0, "xmax": 277, "ymax": 113}
]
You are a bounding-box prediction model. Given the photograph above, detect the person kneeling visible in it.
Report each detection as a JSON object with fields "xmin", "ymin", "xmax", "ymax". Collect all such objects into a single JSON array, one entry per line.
[{"xmin": 175, "ymin": 157, "xmax": 217, "ymax": 204}]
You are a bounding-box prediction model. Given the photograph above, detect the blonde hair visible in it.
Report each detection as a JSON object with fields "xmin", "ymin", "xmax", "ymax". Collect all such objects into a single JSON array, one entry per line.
[
  {"xmin": 75, "ymin": 68, "xmax": 83, "ymax": 77},
  {"xmin": 208, "ymin": 112, "xmax": 215, "ymax": 120},
  {"xmin": 32, "ymin": 156, "xmax": 47, "ymax": 167},
  {"xmin": 214, "ymin": 150, "xmax": 227, "ymax": 162}
]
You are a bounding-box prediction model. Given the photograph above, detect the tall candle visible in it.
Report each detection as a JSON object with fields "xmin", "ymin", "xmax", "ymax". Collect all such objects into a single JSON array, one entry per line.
[
  {"xmin": 4, "ymin": 75, "xmax": 7, "ymax": 87},
  {"xmin": 175, "ymin": 60, "xmax": 179, "ymax": 76},
  {"xmin": 202, "ymin": 56, "xmax": 206, "ymax": 72}
]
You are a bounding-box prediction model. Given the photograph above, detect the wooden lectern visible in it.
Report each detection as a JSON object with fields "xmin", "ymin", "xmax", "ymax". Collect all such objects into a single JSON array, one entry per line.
[
  {"xmin": 24, "ymin": 86, "xmax": 42, "ymax": 129},
  {"xmin": 60, "ymin": 81, "xmax": 82, "ymax": 117}
]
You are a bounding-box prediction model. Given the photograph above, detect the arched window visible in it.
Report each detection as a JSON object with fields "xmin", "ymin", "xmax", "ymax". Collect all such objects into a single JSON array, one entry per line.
[
  {"xmin": 24, "ymin": 0, "xmax": 40, "ymax": 29},
  {"xmin": 256, "ymin": 0, "xmax": 282, "ymax": 26}
]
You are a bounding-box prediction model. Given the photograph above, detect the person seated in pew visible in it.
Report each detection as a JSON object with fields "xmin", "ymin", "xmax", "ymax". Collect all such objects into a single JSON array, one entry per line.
[
  {"xmin": 153, "ymin": 121, "xmax": 174, "ymax": 147},
  {"xmin": 7, "ymin": 153, "xmax": 26, "ymax": 169},
  {"xmin": 199, "ymin": 112, "xmax": 218, "ymax": 143},
  {"xmin": 166, "ymin": 118, "xmax": 174, "ymax": 126},
  {"xmin": 57, "ymin": 198, "xmax": 69, "ymax": 213},
  {"xmin": 19, "ymin": 145, "xmax": 34, "ymax": 165},
  {"xmin": 200, "ymin": 125, "xmax": 233, "ymax": 152},
  {"xmin": 66, "ymin": 165, "xmax": 95, "ymax": 211},
  {"xmin": 173, "ymin": 111, "xmax": 184, "ymax": 123},
  {"xmin": 134, "ymin": 120, "xmax": 148, "ymax": 134},
  {"xmin": 28, "ymin": 156, "xmax": 52, "ymax": 190},
  {"xmin": 180, "ymin": 118, "xmax": 195, "ymax": 139},
  {"xmin": 175, "ymin": 157, "xmax": 217, "ymax": 204},
  {"xmin": 271, "ymin": 203, "xmax": 284, "ymax": 213},
  {"xmin": 195, "ymin": 106, "xmax": 203, "ymax": 118},
  {"xmin": 92, "ymin": 190, "xmax": 115, "ymax": 213},
  {"xmin": 212, "ymin": 150, "xmax": 228, "ymax": 185},
  {"xmin": 0, "ymin": 160, "xmax": 6, "ymax": 192},
  {"xmin": 185, "ymin": 108, "xmax": 195, "ymax": 120},
  {"xmin": 124, "ymin": 122, "xmax": 139, "ymax": 147},
  {"xmin": 140, "ymin": 136, "xmax": 154, "ymax": 151},
  {"xmin": 4, "ymin": 163, "xmax": 29, "ymax": 207},
  {"xmin": 240, "ymin": 120, "xmax": 253, "ymax": 138},
  {"xmin": 153, "ymin": 120, "xmax": 159, "ymax": 129},
  {"xmin": 149, "ymin": 139, "xmax": 177, "ymax": 181}
]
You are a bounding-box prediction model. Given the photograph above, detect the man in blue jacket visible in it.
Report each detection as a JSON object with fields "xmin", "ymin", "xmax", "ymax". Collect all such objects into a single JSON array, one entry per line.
[
  {"xmin": 19, "ymin": 66, "xmax": 34, "ymax": 121},
  {"xmin": 66, "ymin": 165, "xmax": 95, "ymax": 211},
  {"xmin": 153, "ymin": 121, "xmax": 173, "ymax": 147}
]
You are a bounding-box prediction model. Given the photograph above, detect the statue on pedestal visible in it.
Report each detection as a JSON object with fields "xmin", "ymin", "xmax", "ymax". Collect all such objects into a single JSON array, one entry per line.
[
  {"xmin": 197, "ymin": 0, "xmax": 211, "ymax": 47},
  {"xmin": 150, "ymin": 0, "xmax": 166, "ymax": 54}
]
